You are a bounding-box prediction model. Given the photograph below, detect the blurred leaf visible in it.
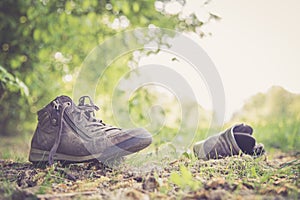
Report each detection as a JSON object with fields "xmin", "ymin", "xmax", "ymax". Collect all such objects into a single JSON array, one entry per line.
[
  {"xmin": 170, "ymin": 171, "xmax": 181, "ymax": 185},
  {"xmin": 169, "ymin": 165, "xmax": 201, "ymax": 191},
  {"xmin": 133, "ymin": 2, "xmax": 140, "ymax": 13},
  {"xmin": 0, "ymin": 66, "xmax": 29, "ymax": 98},
  {"xmin": 15, "ymin": 78, "xmax": 29, "ymax": 97}
]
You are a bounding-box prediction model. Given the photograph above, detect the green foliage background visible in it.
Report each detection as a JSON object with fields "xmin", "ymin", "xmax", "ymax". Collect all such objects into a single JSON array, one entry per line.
[
  {"xmin": 0, "ymin": 0, "xmax": 210, "ymax": 136},
  {"xmin": 230, "ymin": 86, "xmax": 300, "ymax": 151},
  {"xmin": 0, "ymin": 0, "xmax": 298, "ymax": 153}
]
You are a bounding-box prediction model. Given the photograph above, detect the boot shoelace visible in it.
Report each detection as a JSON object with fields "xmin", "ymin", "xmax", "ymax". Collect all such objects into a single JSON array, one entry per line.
[
  {"xmin": 78, "ymin": 96, "xmax": 120, "ymax": 133},
  {"xmin": 48, "ymin": 101, "xmax": 70, "ymax": 165},
  {"xmin": 48, "ymin": 96, "xmax": 119, "ymax": 165}
]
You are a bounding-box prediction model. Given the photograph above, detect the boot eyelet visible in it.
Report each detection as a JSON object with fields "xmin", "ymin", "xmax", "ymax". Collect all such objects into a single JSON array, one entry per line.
[{"xmin": 51, "ymin": 118, "xmax": 57, "ymax": 125}]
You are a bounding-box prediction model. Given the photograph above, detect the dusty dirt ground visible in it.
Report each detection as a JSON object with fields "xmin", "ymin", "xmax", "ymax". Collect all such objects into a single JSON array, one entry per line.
[{"xmin": 0, "ymin": 152, "xmax": 299, "ymax": 200}]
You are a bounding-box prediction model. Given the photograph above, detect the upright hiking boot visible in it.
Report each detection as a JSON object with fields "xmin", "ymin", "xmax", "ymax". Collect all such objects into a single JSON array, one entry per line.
[
  {"xmin": 29, "ymin": 95, "xmax": 152, "ymax": 165},
  {"xmin": 193, "ymin": 124, "xmax": 265, "ymax": 160}
]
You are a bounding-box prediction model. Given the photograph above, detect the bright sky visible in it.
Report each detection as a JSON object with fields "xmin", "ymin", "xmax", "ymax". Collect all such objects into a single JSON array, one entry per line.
[
  {"xmin": 141, "ymin": 0, "xmax": 300, "ymax": 122},
  {"xmin": 198, "ymin": 0, "xmax": 300, "ymax": 120}
]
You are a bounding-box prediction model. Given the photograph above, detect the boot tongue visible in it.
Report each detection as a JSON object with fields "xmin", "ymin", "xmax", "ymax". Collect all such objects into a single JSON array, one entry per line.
[{"xmin": 56, "ymin": 95, "xmax": 73, "ymax": 104}]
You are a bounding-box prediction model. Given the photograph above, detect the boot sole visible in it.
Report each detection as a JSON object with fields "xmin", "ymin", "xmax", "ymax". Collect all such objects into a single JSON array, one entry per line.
[{"xmin": 29, "ymin": 133, "xmax": 152, "ymax": 164}]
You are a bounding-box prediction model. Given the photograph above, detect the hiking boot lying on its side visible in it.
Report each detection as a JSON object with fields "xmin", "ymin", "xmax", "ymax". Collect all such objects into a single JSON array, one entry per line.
[
  {"xmin": 29, "ymin": 95, "xmax": 152, "ymax": 165},
  {"xmin": 193, "ymin": 124, "xmax": 265, "ymax": 160}
]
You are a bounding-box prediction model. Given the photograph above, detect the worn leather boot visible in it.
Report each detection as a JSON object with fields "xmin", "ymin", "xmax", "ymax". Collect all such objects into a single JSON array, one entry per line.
[
  {"xmin": 193, "ymin": 124, "xmax": 265, "ymax": 160},
  {"xmin": 29, "ymin": 95, "xmax": 152, "ymax": 164}
]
